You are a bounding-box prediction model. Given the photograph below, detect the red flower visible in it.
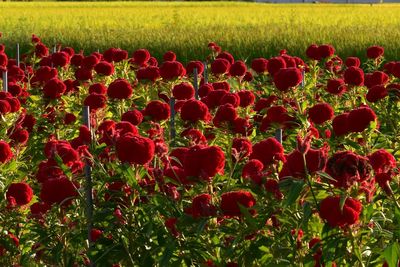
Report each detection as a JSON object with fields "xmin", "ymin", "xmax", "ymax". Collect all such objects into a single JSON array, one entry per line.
[
  {"xmin": 368, "ymin": 149, "xmax": 396, "ymax": 173},
  {"xmin": 144, "ymin": 100, "xmax": 170, "ymax": 121},
  {"xmin": 232, "ymin": 137, "xmax": 252, "ymax": 160},
  {"xmin": 364, "ymin": 71, "xmax": 389, "ymax": 89},
  {"xmin": 122, "ymin": 109, "xmax": 143, "ymax": 125},
  {"xmin": 8, "ymin": 127, "xmax": 29, "ymax": 145},
  {"xmin": 216, "ymin": 51, "xmax": 234, "ymax": 64},
  {"xmin": 211, "ymin": 58, "xmax": 230, "ymax": 75},
  {"xmin": 229, "ymin": 60, "xmax": 247, "ymax": 77},
  {"xmin": 51, "ymin": 52, "xmax": 70, "ymax": 67},
  {"xmin": 273, "ymin": 68, "xmax": 302, "ymax": 92},
  {"xmin": 116, "ymin": 133, "xmax": 155, "ymax": 165},
  {"xmin": 242, "ymin": 159, "xmax": 264, "ymax": 185},
  {"xmin": 35, "ymin": 43, "xmax": 49, "ymax": 58},
  {"xmin": 186, "ymin": 194, "xmax": 216, "ymax": 218},
  {"xmin": 136, "ymin": 66, "xmax": 160, "ymax": 82},
  {"xmin": 319, "ymin": 196, "xmax": 362, "ymax": 227},
  {"xmin": 198, "ymin": 84, "xmax": 213, "ymax": 97},
  {"xmin": 249, "ymin": 138, "xmax": 285, "ymax": 166},
  {"xmin": 0, "ymin": 100, "xmax": 11, "ymax": 115},
  {"xmin": 332, "ymin": 113, "xmax": 350, "ymax": 136},
  {"xmin": 180, "ymin": 99, "xmax": 210, "ymax": 122},
  {"xmin": 159, "ymin": 61, "xmax": 186, "ymax": 80},
  {"xmin": 40, "ymin": 177, "xmax": 79, "ymax": 205},
  {"xmin": 344, "ymin": 66, "xmax": 364, "ymax": 86},
  {"xmin": 172, "ymin": 82, "xmax": 195, "ymax": 100},
  {"xmin": 345, "ymin": 57, "xmax": 361, "ymax": 68},
  {"xmin": 163, "ymin": 51, "xmax": 176, "ymax": 62},
  {"xmin": 326, "ymin": 151, "xmax": 372, "ymax": 188},
  {"xmin": 186, "ymin": 61, "xmax": 204, "ymax": 75},
  {"xmin": 251, "ymin": 58, "xmax": 268, "ymax": 74},
  {"xmin": 75, "ymin": 67, "xmax": 93, "ymax": 81},
  {"xmin": 84, "ymin": 93, "xmax": 107, "ymax": 111},
  {"xmin": 0, "ymin": 140, "xmax": 13, "ymax": 163},
  {"xmin": 43, "ymin": 78, "xmax": 66, "ymax": 99},
  {"xmin": 306, "ymin": 44, "xmax": 321, "ymax": 61},
  {"xmin": 220, "ymin": 93, "xmax": 240, "ymax": 107},
  {"xmin": 267, "ymin": 56, "xmax": 286, "ymax": 75},
  {"xmin": 90, "ymin": 229, "xmax": 103, "ymax": 242},
  {"xmin": 366, "ymin": 85, "xmax": 388, "ymax": 103},
  {"xmin": 184, "ymin": 145, "xmax": 225, "ymax": 180},
  {"xmin": 6, "ymin": 182, "xmax": 33, "ymax": 206},
  {"xmin": 318, "ymin": 44, "xmax": 335, "ymax": 58},
  {"xmin": 366, "ymin": 46, "xmax": 384, "ymax": 59},
  {"xmin": 348, "ymin": 106, "xmax": 377, "ymax": 133},
  {"xmin": 94, "ymin": 61, "xmax": 115, "ymax": 76},
  {"xmin": 89, "ymin": 83, "xmax": 107, "ymax": 94},
  {"xmin": 326, "ymin": 78, "xmax": 347, "ymax": 95},
  {"xmin": 132, "ymin": 49, "xmax": 150, "ymax": 66},
  {"xmin": 237, "ymin": 90, "xmax": 255, "ymax": 107},
  {"xmin": 308, "ymin": 103, "xmax": 334, "ymax": 125},
  {"xmin": 213, "ymin": 103, "xmax": 237, "ymax": 127},
  {"xmin": 107, "ymin": 79, "xmax": 132, "ymax": 100},
  {"xmin": 220, "ymin": 190, "xmax": 256, "ymax": 217}
]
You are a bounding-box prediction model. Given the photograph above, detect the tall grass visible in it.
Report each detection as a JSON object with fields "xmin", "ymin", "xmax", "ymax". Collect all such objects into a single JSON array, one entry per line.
[{"xmin": 0, "ymin": 2, "xmax": 399, "ymax": 62}]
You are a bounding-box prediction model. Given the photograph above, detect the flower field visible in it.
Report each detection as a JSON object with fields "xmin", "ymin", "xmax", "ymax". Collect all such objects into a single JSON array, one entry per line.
[
  {"xmin": 1, "ymin": 35, "xmax": 400, "ymax": 266},
  {"xmin": 1, "ymin": 2, "xmax": 400, "ymax": 62}
]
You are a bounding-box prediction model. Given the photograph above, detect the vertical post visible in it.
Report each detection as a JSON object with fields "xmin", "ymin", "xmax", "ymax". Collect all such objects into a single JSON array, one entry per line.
[
  {"xmin": 82, "ymin": 106, "xmax": 94, "ymax": 245},
  {"xmin": 2, "ymin": 71, "xmax": 8, "ymax": 92},
  {"xmin": 301, "ymin": 69, "xmax": 305, "ymax": 88},
  {"xmin": 203, "ymin": 61, "xmax": 208, "ymax": 84},
  {"xmin": 169, "ymin": 97, "xmax": 176, "ymax": 146},
  {"xmin": 193, "ymin": 68, "xmax": 199, "ymax": 100},
  {"xmin": 53, "ymin": 45, "xmax": 57, "ymax": 54},
  {"xmin": 275, "ymin": 128, "xmax": 283, "ymax": 144},
  {"xmin": 16, "ymin": 43, "xmax": 20, "ymax": 67}
]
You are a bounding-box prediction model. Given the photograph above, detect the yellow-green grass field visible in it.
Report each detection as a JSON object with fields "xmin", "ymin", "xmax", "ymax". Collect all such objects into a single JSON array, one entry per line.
[{"xmin": 0, "ymin": 2, "xmax": 400, "ymax": 62}]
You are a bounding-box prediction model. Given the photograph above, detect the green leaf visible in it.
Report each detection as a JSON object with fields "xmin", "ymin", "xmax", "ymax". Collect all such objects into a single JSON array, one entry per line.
[
  {"xmin": 283, "ymin": 179, "xmax": 305, "ymax": 207},
  {"xmin": 384, "ymin": 242, "xmax": 400, "ymax": 267},
  {"xmin": 339, "ymin": 194, "xmax": 348, "ymax": 213},
  {"xmin": 317, "ymin": 171, "xmax": 337, "ymax": 183}
]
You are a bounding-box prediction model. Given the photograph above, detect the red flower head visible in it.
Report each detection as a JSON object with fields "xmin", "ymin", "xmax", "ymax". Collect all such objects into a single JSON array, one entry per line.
[
  {"xmin": 220, "ymin": 93, "xmax": 240, "ymax": 107},
  {"xmin": 273, "ymin": 67, "xmax": 302, "ymax": 92},
  {"xmin": 35, "ymin": 43, "xmax": 49, "ymax": 58},
  {"xmin": 84, "ymin": 93, "xmax": 107, "ymax": 111},
  {"xmin": 364, "ymin": 71, "xmax": 389, "ymax": 89},
  {"xmin": 319, "ymin": 196, "xmax": 362, "ymax": 228},
  {"xmin": 229, "ymin": 60, "xmax": 247, "ymax": 77},
  {"xmin": 107, "ymin": 78, "xmax": 133, "ymax": 100},
  {"xmin": 122, "ymin": 109, "xmax": 143, "ymax": 126},
  {"xmin": 267, "ymin": 56, "xmax": 287, "ymax": 75},
  {"xmin": 184, "ymin": 145, "xmax": 225, "ymax": 181},
  {"xmin": 143, "ymin": 100, "xmax": 170, "ymax": 121},
  {"xmin": 251, "ymin": 58, "xmax": 268, "ymax": 74},
  {"xmin": 180, "ymin": 99, "xmax": 210, "ymax": 123},
  {"xmin": 186, "ymin": 60, "xmax": 204, "ymax": 75},
  {"xmin": 249, "ymin": 138, "xmax": 285, "ymax": 167},
  {"xmin": 186, "ymin": 194, "xmax": 216, "ymax": 218},
  {"xmin": 51, "ymin": 51, "xmax": 70, "ymax": 67},
  {"xmin": 344, "ymin": 66, "xmax": 364, "ymax": 86},
  {"xmin": 94, "ymin": 61, "xmax": 115, "ymax": 76},
  {"xmin": 237, "ymin": 90, "xmax": 255, "ymax": 108},
  {"xmin": 306, "ymin": 44, "xmax": 321, "ymax": 61},
  {"xmin": 132, "ymin": 49, "xmax": 150, "ymax": 66},
  {"xmin": 318, "ymin": 44, "xmax": 335, "ymax": 59},
  {"xmin": 90, "ymin": 229, "xmax": 103, "ymax": 242},
  {"xmin": 159, "ymin": 61, "xmax": 186, "ymax": 80},
  {"xmin": 348, "ymin": 106, "xmax": 377, "ymax": 133},
  {"xmin": 116, "ymin": 133, "xmax": 155, "ymax": 165},
  {"xmin": 242, "ymin": 159, "xmax": 264, "ymax": 185},
  {"xmin": 366, "ymin": 46, "xmax": 384, "ymax": 59},
  {"xmin": 89, "ymin": 83, "xmax": 107, "ymax": 95},
  {"xmin": 172, "ymin": 82, "xmax": 195, "ymax": 100},
  {"xmin": 163, "ymin": 51, "xmax": 176, "ymax": 62},
  {"xmin": 345, "ymin": 57, "xmax": 361, "ymax": 68},
  {"xmin": 220, "ymin": 190, "xmax": 256, "ymax": 217},
  {"xmin": 212, "ymin": 81, "xmax": 230, "ymax": 91},
  {"xmin": 366, "ymin": 85, "xmax": 388, "ymax": 103},
  {"xmin": 211, "ymin": 58, "xmax": 230, "ymax": 76},
  {"xmin": 326, "ymin": 78, "xmax": 347, "ymax": 95},
  {"xmin": 213, "ymin": 103, "xmax": 238, "ymax": 127},
  {"xmin": 326, "ymin": 151, "xmax": 372, "ymax": 188},
  {"xmin": 368, "ymin": 149, "xmax": 396, "ymax": 173},
  {"xmin": 232, "ymin": 137, "xmax": 253, "ymax": 161},
  {"xmin": 308, "ymin": 103, "xmax": 334, "ymax": 125},
  {"xmin": 40, "ymin": 177, "xmax": 79, "ymax": 205},
  {"xmin": 198, "ymin": 84, "xmax": 214, "ymax": 98},
  {"xmin": 136, "ymin": 66, "xmax": 160, "ymax": 82},
  {"xmin": 0, "ymin": 141, "xmax": 13, "ymax": 163},
  {"xmin": 216, "ymin": 51, "xmax": 234, "ymax": 64},
  {"xmin": 6, "ymin": 182, "xmax": 33, "ymax": 206},
  {"xmin": 75, "ymin": 67, "xmax": 93, "ymax": 81},
  {"xmin": 332, "ymin": 113, "xmax": 350, "ymax": 136},
  {"xmin": 43, "ymin": 78, "xmax": 66, "ymax": 99}
]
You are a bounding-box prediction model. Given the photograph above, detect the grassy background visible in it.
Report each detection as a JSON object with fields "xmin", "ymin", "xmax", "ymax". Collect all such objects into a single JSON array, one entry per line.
[{"xmin": 0, "ymin": 2, "xmax": 399, "ymax": 62}]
